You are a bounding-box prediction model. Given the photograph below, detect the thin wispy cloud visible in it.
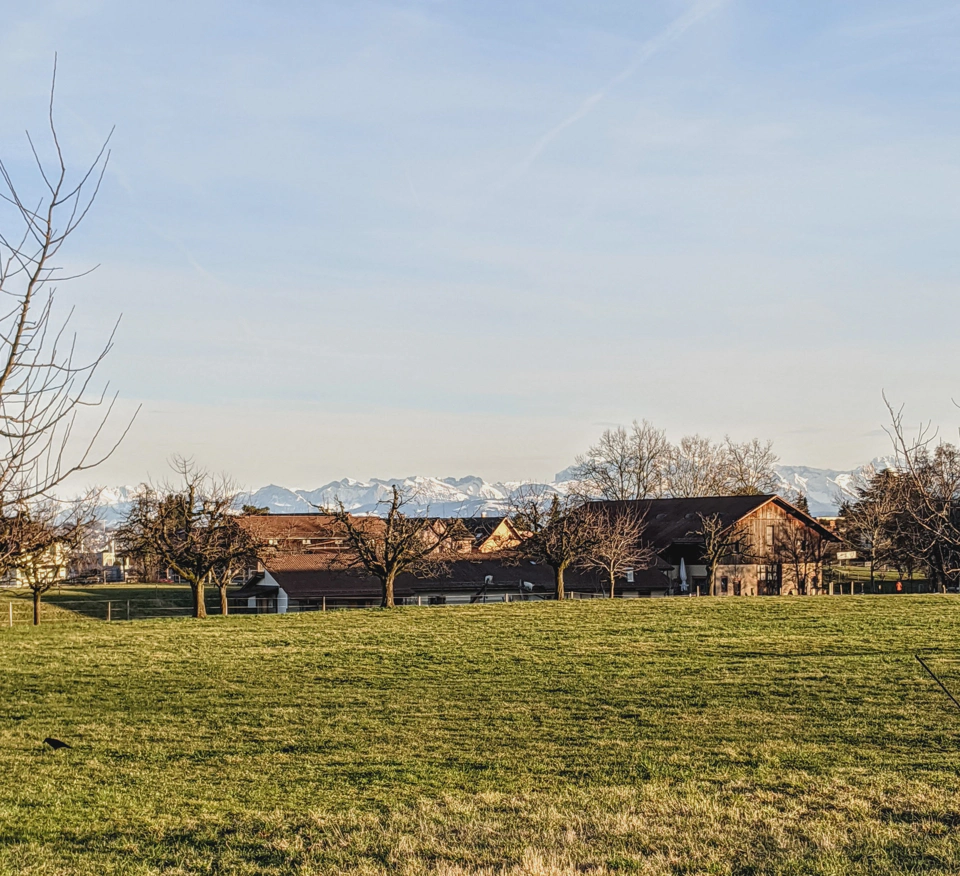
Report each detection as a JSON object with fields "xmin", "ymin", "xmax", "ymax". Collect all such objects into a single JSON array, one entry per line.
[{"xmin": 502, "ymin": 0, "xmax": 729, "ymax": 188}]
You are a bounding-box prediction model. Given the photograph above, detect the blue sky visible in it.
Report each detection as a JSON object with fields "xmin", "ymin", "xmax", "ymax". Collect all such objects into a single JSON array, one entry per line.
[{"xmin": 2, "ymin": 1, "xmax": 959, "ymax": 488}]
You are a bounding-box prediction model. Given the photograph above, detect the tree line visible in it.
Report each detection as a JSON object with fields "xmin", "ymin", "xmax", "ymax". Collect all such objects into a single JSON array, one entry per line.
[
  {"xmin": 839, "ymin": 408, "xmax": 960, "ymax": 591},
  {"xmin": 572, "ymin": 421, "xmax": 786, "ymax": 503}
]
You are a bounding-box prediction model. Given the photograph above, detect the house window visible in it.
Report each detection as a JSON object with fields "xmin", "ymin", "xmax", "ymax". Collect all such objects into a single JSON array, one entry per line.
[
  {"xmin": 626, "ymin": 568, "xmax": 634, "ymax": 583},
  {"xmin": 721, "ymin": 576, "xmax": 729, "ymax": 594},
  {"xmin": 303, "ymin": 539, "xmax": 312, "ymax": 545}
]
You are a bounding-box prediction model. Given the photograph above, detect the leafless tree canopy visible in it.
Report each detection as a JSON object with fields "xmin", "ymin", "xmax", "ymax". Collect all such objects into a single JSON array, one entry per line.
[
  {"xmin": 774, "ymin": 522, "xmax": 830, "ymax": 596},
  {"xmin": 572, "ymin": 420, "xmax": 670, "ymax": 500},
  {"xmin": 578, "ymin": 506, "xmax": 654, "ymax": 598},
  {"xmin": 510, "ymin": 487, "xmax": 599, "ymax": 600},
  {"xmin": 0, "ymin": 493, "xmax": 97, "ymax": 624},
  {"xmin": 720, "ymin": 437, "xmax": 780, "ymax": 495},
  {"xmin": 0, "ymin": 61, "xmax": 133, "ymax": 512},
  {"xmin": 839, "ymin": 399, "xmax": 960, "ymax": 591},
  {"xmin": 574, "ymin": 422, "xmax": 781, "ymax": 500},
  {"xmin": 695, "ymin": 513, "xmax": 754, "ymax": 597},
  {"xmin": 333, "ymin": 485, "xmax": 457, "ymax": 608},
  {"xmin": 118, "ymin": 458, "xmax": 255, "ymax": 618}
]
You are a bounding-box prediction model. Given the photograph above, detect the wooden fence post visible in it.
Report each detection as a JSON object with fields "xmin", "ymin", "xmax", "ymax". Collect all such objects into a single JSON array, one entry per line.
[
  {"xmin": 127, "ymin": 601, "xmax": 131, "ymax": 621},
  {"xmin": 8, "ymin": 603, "xmax": 11, "ymax": 628},
  {"xmin": 107, "ymin": 601, "xmax": 111, "ymax": 622},
  {"xmin": 322, "ymin": 596, "xmax": 326, "ymax": 612}
]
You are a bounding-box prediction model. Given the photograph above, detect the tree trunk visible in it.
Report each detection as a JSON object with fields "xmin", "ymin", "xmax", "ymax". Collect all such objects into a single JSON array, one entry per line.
[
  {"xmin": 609, "ymin": 570, "xmax": 616, "ymax": 599},
  {"xmin": 554, "ymin": 566, "xmax": 565, "ymax": 601},
  {"xmin": 33, "ymin": 589, "xmax": 41, "ymax": 626},
  {"xmin": 708, "ymin": 567, "xmax": 717, "ymax": 597},
  {"xmin": 220, "ymin": 586, "xmax": 229, "ymax": 616},
  {"xmin": 192, "ymin": 580, "xmax": 207, "ymax": 619},
  {"xmin": 383, "ymin": 571, "xmax": 395, "ymax": 608}
]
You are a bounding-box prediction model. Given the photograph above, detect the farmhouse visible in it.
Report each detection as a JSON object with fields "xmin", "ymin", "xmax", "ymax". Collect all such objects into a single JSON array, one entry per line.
[{"xmin": 578, "ymin": 495, "xmax": 839, "ymax": 597}]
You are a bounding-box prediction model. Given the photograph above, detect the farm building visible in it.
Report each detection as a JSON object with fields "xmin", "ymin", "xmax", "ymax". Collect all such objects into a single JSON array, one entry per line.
[{"xmin": 581, "ymin": 495, "xmax": 839, "ymax": 597}]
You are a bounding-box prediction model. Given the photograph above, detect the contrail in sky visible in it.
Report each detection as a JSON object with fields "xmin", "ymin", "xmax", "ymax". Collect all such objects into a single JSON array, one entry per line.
[{"xmin": 504, "ymin": 0, "xmax": 729, "ymax": 186}]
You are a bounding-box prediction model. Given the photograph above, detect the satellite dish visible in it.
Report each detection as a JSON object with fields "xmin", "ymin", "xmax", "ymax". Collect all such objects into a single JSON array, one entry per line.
[
  {"xmin": 484, "ymin": 575, "xmax": 493, "ymax": 584},
  {"xmin": 522, "ymin": 581, "xmax": 533, "ymax": 591}
]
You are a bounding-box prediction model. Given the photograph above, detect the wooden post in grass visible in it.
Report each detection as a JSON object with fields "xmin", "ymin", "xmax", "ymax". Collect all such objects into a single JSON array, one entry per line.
[
  {"xmin": 322, "ymin": 596, "xmax": 326, "ymax": 612},
  {"xmin": 107, "ymin": 601, "xmax": 111, "ymax": 622},
  {"xmin": 418, "ymin": 595, "xmax": 422, "ymax": 606},
  {"xmin": 8, "ymin": 603, "xmax": 12, "ymax": 628},
  {"xmin": 127, "ymin": 601, "xmax": 130, "ymax": 621}
]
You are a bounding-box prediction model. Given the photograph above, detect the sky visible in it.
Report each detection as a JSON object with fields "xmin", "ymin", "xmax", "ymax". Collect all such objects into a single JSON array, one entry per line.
[{"xmin": 2, "ymin": 0, "xmax": 959, "ymax": 490}]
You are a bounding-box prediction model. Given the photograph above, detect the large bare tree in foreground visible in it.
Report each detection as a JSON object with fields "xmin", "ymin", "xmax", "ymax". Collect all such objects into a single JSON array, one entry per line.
[{"xmin": 0, "ymin": 61, "xmax": 131, "ymax": 514}]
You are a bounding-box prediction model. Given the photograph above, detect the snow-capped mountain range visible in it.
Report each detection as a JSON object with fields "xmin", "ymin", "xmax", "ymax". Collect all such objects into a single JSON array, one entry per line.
[{"xmin": 93, "ymin": 459, "xmax": 894, "ymax": 524}]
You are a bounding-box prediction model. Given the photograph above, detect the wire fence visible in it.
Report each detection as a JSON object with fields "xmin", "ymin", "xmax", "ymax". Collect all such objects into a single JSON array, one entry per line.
[{"xmin": 1, "ymin": 580, "xmax": 950, "ymax": 626}]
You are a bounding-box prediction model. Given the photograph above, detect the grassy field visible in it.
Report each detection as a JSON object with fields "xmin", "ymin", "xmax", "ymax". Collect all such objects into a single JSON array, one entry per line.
[{"xmin": 1, "ymin": 597, "xmax": 960, "ymax": 875}]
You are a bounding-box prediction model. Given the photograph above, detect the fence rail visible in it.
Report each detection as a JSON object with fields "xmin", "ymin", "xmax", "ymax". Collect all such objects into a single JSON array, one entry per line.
[{"xmin": 1, "ymin": 580, "xmax": 952, "ymax": 626}]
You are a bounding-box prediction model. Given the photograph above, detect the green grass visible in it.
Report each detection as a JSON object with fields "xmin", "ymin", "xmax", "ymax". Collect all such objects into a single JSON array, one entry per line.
[{"xmin": 2, "ymin": 598, "xmax": 960, "ymax": 875}]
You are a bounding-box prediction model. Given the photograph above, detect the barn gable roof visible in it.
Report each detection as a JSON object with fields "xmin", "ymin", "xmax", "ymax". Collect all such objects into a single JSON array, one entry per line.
[{"xmin": 587, "ymin": 495, "xmax": 838, "ymax": 551}]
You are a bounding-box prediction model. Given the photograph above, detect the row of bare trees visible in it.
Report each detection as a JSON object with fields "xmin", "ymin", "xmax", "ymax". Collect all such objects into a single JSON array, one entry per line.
[
  {"xmin": 333, "ymin": 487, "xmax": 649, "ymax": 607},
  {"xmin": 572, "ymin": 421, "xmax": 783, "ymax": 501}
]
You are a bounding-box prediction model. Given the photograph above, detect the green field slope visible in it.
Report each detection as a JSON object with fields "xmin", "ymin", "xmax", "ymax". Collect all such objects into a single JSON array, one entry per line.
[{"xmin": 1, "ymin": 598, "xmax": 959, "ymax": 875}]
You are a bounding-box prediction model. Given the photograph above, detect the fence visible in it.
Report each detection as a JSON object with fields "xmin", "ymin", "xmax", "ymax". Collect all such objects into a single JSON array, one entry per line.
[{"xmin": 2, "ymin": 580, "xmax": 952, "ymax": 626}]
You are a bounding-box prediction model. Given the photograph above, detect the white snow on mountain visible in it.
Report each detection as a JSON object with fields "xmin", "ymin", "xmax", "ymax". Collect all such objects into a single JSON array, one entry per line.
[
  {"xmin": 89, "ymin": 459, "xmax": 896, "ymax": 524},
  {"xmin": 241, "ymin": 475, "xmax": 569, "ymax": 519},
  {"xmin": 772, "ymin": 457, "xmax": 894, "ymax": 517}
]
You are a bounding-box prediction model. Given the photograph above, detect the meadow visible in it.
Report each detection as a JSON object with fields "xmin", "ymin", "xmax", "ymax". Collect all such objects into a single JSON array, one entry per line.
[{"xmin": 1, "ymin": 595, "xmax": 959, "ymax": 875}]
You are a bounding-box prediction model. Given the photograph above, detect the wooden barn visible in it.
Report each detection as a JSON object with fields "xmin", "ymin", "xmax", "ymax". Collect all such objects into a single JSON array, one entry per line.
[{"xmin": 584, "ymin": 495, "xmax": 839, "ymax": 597}]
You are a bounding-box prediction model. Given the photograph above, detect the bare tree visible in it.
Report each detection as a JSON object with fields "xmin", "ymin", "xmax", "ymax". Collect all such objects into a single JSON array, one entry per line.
[
  {"xmin": 696, "ymin": 513, "xmax": 754, "ymax": 597},
  {"xmin": 118, "ymin": 459, "xmax": 244, "ymax": 618},
  {"xmin": 511, "ymin": 488, "xmax": 598, "ymax": 600},
  {"xmin": 666, "ymin": 435, "xmax": 728, "ymax": 497},
  {"xmin": 837, "ymin": 469, "xmax": 899, "ymax": 590},
  {"xmin": 0, "ymin": 59, "xmax": 133, "ymax": 513},
  {"xmin": 721, "ymin": 437, "xmax": 780, "ymax": 495},
  {"xmin": 774, "ymin": 523, "xmax": 831, "ymax": 596},
  {"xmin": 0, "ymin": 494, "xmax": 96, "ymax": 624},
  {"xmin": 578, "ymin": 506, "xmax": 654, "ymax": 598},
  {"xmin": 333, "ymin": 486, "xmax": 456, "ymax": 608},
  {"xmin": 573, "ymin": 420, "xmax": 670, "ymax": 500},
  {"xmin": 885, "ymin": 399, "xmax": 960, "ymax": 590},
  {"xmin": 208, "ymin": 513, "xmax": 262, "ymax": 616}
]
